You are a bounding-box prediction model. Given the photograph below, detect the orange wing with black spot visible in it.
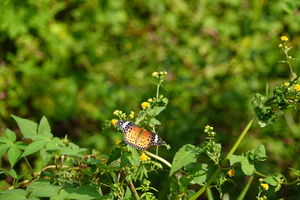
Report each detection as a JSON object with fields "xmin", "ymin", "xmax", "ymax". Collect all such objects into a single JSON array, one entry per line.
[{"xmin": 117, "ymin": 121, "xmax": 163, "ymax": 150}]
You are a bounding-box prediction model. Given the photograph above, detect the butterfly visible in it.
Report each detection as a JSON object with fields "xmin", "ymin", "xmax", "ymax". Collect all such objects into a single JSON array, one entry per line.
[{"xmin": 116, "ymin": 121, "xmax": 163, "ymax": 150}]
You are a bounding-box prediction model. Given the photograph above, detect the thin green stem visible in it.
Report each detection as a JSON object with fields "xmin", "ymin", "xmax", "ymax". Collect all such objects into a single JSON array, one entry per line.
[
  {"xmin": 254, "ymin": 170, "xmax": 268, "ymax": 178},
  {"xmin": 189, "ymin": 115, "xmax": 257, "ymax": 200},
  {"xmin": 24, "ymin": 157, "xmax": 34, "ymax": 178},
  {"xmin": 237, "ymin": 175, "xmax": 254, "ymax": 200},
  {"xmin": 145, "ymin": 150, "xmax": 172, "ymax": 168},
  {"xmin": 156, "ymin": 82, "xmax": 161, "ymax": 101}
]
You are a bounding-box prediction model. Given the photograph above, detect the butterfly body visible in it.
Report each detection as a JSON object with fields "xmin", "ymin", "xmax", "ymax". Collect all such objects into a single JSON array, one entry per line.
[{"xmin": 117, "ymin": 121, "xmax": 163, "ymax": 150}]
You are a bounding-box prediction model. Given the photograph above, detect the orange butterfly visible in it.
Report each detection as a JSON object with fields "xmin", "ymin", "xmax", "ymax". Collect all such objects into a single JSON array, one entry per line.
[{"xmin": 117, "ymin": 121, "xmax": 163, "ymax": 150}]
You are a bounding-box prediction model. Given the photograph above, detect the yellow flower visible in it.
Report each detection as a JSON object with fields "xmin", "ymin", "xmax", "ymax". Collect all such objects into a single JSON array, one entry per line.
[
  {"xmin": 141, "ymin": 102, "xmax": 149, "ymax": 109},
  {"xmin": 113, "ymin": 110, "xmax": 119, "ymax": 115},
  {"xmin": 295, "ymin": 85, "xmax": 300, "ymax": 91},
  {"xmin": 261, "ymin": 183, "xmax": 269, "ymax": 190},
  {"xmin": 130, "ymin": 111, "xmax": 134, "ymax": 119},
  {"xmin": 140, "ymin": 154, "xmax": 147, "ymax": 161},
  {"xmin": 228, "ymin": 169, "xmax": 235, "ymax": 177},
  {"xmin": 111, "ymin": 119, "xmax": 118, "ymax": 126},
  {"xmin": 152, "ymin": 71, "xmax": 159, "ymax": 78},
  {"xmin": 284, "ymin": 82, "xmax": 290, "ymax": 87},
  {"xmin": 280, "ymin": 36, "xmax": 288, "ymax": 41}
]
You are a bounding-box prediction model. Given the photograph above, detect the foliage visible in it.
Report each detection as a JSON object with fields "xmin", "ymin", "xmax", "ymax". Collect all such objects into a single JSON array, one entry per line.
[{"xmin": 2, "ymin": 0, "xmax": 300, "ymax": 199}]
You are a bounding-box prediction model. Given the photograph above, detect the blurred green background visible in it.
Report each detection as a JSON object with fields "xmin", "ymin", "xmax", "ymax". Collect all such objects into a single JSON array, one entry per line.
[{"xmin": 1, "ymin": 0, "xmax": 300, "ymax": 198}]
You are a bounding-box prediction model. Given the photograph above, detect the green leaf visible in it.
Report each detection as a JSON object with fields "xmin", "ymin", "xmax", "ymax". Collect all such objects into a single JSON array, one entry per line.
[
  {"xmin": 107, "ymin": 147, "xmax": 121, "ymax": 165},
  {"xmin": 40, "ymin": 148, "xmax": 53, "ymax": 166},
  {"xmin": 15, "ymin": 141, "xmax": 28, "ymax": 150},
  {"xmin": 283, "ymin": 2, "xmax": 294, "ymax": 14},
  {"xmin": 62, "ymin": 184, "xmax": 103, "ymax": 199},
  {"xmin": 6, "ymin": 129, "xmax": 16, "ymax": 143},
  {"xmin": 120, "ymin": 152, "xmax": 134, "ymax": 168},
  {"xmin": 7, "ymin": 169, "xmax": 18, "ymax": 179},
  {"xmin": 38, "ymin": 116, "xmax": 51, "ymax": 135},
  {"xmin": 0, "ymin": 144, "xmax": 11, "ymax": 158},
  {"xmin": 147, "ymin": 106, "xmax": 165, "ymax": 117},
  {"xmin": 26, "ymin": 179, "xmax": 62, "ymax": 198},
  {"xmin": 0, "ymin": 189, "xmax": 27, "ymax": 200},
  {"xmin": 127, "ymin": 146, "xmax": 141, "ymax": 167},
  {"xmin": 161, "ymin": 97, "xmax": 169, "ymax": 106},
  {"xmin": 169, "ymin": 144, "xmax": 202, "ymax": 176},
  {"xmin": 42, "ymin": 131, "xmax": 53, "ymax": 139},
  {"xmin": 191, "ymin": 175, "xmax": 207, "ymax": 186},
  {"xmin": 8, "ymin": 144, "xmax": 21, "ymax": 167},
  {"xmin": 228, "ymin": 154, "xmax": 243, "ymax": 166},
  {"xmin": 12, "ymin": 115, "xmax": 38, "ymax": 138},
  {"xmin": 241, "ymin": 157, "xmax": 255, "ymax": 175},
  {"xmin": 263, "ymin": 176, "xmax": 277, "ymax": 187},
  {"xmin": 22, "ymin": 140, "xmax": 49, "ymax": 157},
  {"xmin": 149, "ymin": 118, "xmax": 161, "ymax": 125},
  {"xmin": 123, "ymin": 186, "xmax": 135, "ymax": 200},
  {"xmin": 249, "ymin": 145, "xmax": 267, "ymax": 161},
  {"xmin": 0, "ymin": 136, "xmax": 11, "ymax": 144}
]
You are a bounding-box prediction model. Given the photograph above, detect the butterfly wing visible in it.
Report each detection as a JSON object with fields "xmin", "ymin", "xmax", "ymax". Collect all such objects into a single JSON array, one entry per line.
[
  {"xmin": 117, "ymin": 120, "xmax": 163, "ymax": 150},
  {"xmin": 117, "ymin": 120, "xmax": 139, "ymax": 146},
  {"xmin": 136, "ymin": 130, "xmax": 163, "ymax": 150}
]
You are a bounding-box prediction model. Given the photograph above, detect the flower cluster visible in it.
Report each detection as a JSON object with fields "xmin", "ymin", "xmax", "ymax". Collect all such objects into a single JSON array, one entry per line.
[
  {"xmin": 204, "ymin": 125, "xmax": 216, "ymax": 138},
  {"xmin": 152, "ymin": 71, "xmax": 167, "ymax": 79}
]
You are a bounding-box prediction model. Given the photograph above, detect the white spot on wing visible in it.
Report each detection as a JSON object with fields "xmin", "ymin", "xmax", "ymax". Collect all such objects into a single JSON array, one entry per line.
[
  {"xmin": 121, "ymin": 121, "xmax": 130, "ymax": 129},
  {"xmin": 154, "ymin": 134, "xmax": 159, "ymax": 144}
]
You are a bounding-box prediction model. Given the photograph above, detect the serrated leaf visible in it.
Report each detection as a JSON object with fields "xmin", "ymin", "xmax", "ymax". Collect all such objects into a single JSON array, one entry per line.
[
  {"xmin": 241, "ymin": 157, "xmax": 255, "ymax": 175},
  {"xmin": 38, "ymin": 117, "xmax": 51, "ymax": 135},
  {"xmin": 228, "ymin": 154, "xmax": 243, "ymax": 166},
  {"xmin": 6, "ymin": 129, "xmax": 16, "ymax": 143},
  {"xmin": 8, "ymin": 145, "xmax": 21, "ymax": 167},
  {"xmin": 249, "ymin": 145, "xmax": 267, "ymax": 161},
  {"xmin": 22, "ymin": 140, "xmax": 49, "ymax": 157},
  {"xmin": 170, "ymin": 144, "xmax": 202, "ymax": 176},
  {"xmin": 107, "ymin": 147, "xmax": 121, "ymax": 165},
  {"xmin": 12, "ymin": 115, "xmax": 38, "ymax": 138}
]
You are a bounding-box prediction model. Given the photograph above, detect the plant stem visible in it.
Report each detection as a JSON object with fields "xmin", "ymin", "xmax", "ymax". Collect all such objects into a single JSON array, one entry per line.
[
  {"xmin": 156, "ymin": 82, "xmax": 160, "ymax": 101},
  {"xmin": 189, "ymin": 115, "xmax": 257, "ymax": 200},
  {"xmin": 237, "ymin": 175, "xmax": 254, "ymax": 200},
  {"xmin": 24, "ymin": 157, "xmax": 34, "ymax": 178},
  {"xmin": 124, "ymin": 166, "xmax": 140, "ymax": 200},
  {"xmin": 145, "ymin": 150, "xmax": 172, "ymax": 168}
]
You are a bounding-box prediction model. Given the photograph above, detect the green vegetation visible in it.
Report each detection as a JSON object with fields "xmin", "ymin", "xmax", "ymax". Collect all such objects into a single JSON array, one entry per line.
[{"xmin": 1, "ymin": 0, "xmax": 300, "ymax": 199}]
